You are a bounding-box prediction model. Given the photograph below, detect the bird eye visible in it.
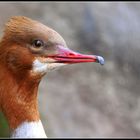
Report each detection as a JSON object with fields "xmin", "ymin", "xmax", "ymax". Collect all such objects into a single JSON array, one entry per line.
[{"xmin": 33, "ymin": 40, "xmax": 44, "ymax": 48}]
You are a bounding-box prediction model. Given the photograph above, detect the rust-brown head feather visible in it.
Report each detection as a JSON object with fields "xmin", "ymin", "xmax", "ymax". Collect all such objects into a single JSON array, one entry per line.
[
  {"xmin": 0, "ymin": 16, "xmax": 104, "ymax": 135},
  {"xmin": 2, "ymin": 16, "xmax": 67, "ymax": 47}
]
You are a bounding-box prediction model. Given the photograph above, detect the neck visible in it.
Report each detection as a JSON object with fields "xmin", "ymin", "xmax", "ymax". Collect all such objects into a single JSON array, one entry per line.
[{"xmin": 0, "ymin": 63, "xmax": 47, "ymax": 138}]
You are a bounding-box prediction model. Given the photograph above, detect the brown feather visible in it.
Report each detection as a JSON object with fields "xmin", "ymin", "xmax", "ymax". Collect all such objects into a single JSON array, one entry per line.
[{"xmin": 0, "ymin": 16, "xmax": 67, "ymax": 130}]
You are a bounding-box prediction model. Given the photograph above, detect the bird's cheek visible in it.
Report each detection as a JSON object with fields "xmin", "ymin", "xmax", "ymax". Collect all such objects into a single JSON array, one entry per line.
[{"xmin": 6, "ymin": 51, "xmax": 32, "ymax": 73}]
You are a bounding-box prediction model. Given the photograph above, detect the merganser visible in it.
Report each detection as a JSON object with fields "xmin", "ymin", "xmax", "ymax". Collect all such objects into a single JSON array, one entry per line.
[{"xmin": 0, "ymin": 16, "xmax": 104, "ymax": 138}]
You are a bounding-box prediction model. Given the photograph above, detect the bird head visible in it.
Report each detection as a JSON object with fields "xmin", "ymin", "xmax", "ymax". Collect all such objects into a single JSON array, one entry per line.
[{"xmin": 0, "ymin": 16, "xmax": 104, "ymax": 79}]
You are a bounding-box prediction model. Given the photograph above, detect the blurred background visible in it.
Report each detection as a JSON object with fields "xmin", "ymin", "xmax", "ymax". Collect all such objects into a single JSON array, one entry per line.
[{"xmin": 0, "ymin": 2, "xmax": 140, "ymax": 138}]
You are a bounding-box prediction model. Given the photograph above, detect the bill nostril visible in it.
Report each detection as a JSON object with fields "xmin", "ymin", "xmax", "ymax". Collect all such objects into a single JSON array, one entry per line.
[{"xmin": 69, "ymin": 53, "xmax": 75, "ymax": 56}]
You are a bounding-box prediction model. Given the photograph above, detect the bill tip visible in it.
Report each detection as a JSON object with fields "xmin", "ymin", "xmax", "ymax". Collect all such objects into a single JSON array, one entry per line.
[{"xmin": 97, "ymin": 56, "xmax": 105, "ymax": 65}]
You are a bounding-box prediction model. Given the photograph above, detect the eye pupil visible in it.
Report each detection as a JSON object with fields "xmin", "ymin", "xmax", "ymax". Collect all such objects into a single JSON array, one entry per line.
[{"xmin": 33, "ymin": 40, "xmax": 43, "ymax": 47}]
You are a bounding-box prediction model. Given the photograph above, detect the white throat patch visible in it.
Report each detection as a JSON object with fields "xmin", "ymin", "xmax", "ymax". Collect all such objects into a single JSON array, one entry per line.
[
  {"xmin": 32, "ymin": 59, "xmax": 48, "ymax": 74},
  {"xmin": 11, "ymin": 120, "xmax": 47, "ymax": 138},
  {"xmin": 32, "ymin": 59, "xmax": 66, "ymax": 75}
]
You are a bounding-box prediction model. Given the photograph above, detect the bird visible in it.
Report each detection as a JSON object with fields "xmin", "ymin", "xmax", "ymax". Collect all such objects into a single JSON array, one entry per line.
[{"xmin": 0, "ymin": 16, "xmax": 104, "ymax": 138}]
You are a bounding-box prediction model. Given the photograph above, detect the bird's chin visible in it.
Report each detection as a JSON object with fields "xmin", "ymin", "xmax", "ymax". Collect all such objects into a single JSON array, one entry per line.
[
  {"xmin": 31, "ymin": 58, "xmax": 66, "ymax": 77},
  {"xmin": 46, "ymin": 63, "xmax": 66, "ymax": 72}
]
